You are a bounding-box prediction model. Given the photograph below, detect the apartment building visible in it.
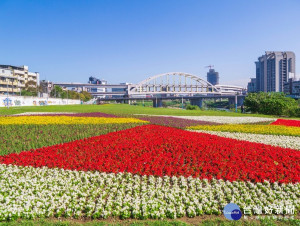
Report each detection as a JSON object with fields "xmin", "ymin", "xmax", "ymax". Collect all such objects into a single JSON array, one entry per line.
[
  {"xmin": 0, "ymin": 65, "xmax": 39, "ymax": 95},
  {"xmin": 255, "ymin": 51, "xmax": 295, "ymax": 92}
]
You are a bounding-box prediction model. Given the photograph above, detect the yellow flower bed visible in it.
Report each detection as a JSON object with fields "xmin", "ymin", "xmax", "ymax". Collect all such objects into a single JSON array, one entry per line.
[
  {"xmin": 0, "ymin": 116, "xmax": 148, "ymax": 125},
  {"xmin": 187, "ymin": 124, "xmax": 300, "ymax": 137}
]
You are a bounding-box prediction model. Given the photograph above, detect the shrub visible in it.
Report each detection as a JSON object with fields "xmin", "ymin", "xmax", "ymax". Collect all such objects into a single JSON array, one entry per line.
[{"xmin": 186, "ymin": 104, "xmax": 200, "ymax": 110}]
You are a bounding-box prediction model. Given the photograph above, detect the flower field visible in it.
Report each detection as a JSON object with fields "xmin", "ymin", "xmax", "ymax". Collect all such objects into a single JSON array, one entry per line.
[
  {"xmin": 271, "ymin": 119, "xmax": 300, "ymax": 127},
  {"xmin": 190, "ymin": 130, "xmax": 300, "ymax": 150},
  {"xmin": 0, "ymin": 116, "xmax": 146, "ymax": 125},
  {"xmin": 1, "ymin": 124, "xmax": 299, "ymax": 183},
  {"xmin": 0, "ymin": 112, "xmax": 299, "ymax": 222},
  {"xmin": 151, "ymin": 116, "xmax": 275, "ymax": 124},
  {"xmin": 136, "ymin": 116, "xmax": 220, "ymax": 128},
  {"xmin": 14, "ymin": 112, "xmax": 119, "ymax": 117},
  {"xmin": 0, "ymin": 165, "xmax": 298, "ymax": 221},
  {"xmin": 187, "ymin": 124, "xmax": 300, "ymax": 136},
  {"xmin": 0, "ymin": 123, "xmax": 144, "ymax": 155}
]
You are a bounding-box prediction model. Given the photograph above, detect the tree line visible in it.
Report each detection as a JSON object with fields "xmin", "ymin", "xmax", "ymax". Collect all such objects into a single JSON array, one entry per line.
[{"xmin": 20, "ymin": 82, "xmax": 92, "ymax": 102}]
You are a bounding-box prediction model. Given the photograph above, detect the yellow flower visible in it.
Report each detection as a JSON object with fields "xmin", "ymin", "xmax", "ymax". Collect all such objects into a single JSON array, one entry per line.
[
  {"xmin": 0, "ymin": 116, "xmax": 148, "ymax": 125},
  {"xmin": 187, "ymin": 125, "xmax": 300, "ymax": 137}
]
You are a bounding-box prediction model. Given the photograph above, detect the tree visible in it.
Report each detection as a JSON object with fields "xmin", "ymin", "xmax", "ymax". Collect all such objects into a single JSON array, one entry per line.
[
  {"xmin": 21, "ymin": 90, "xmax": 34, "ymax": 96},
  {"xmin": 50, "ymin": 86, "xmax": 92, "ymax": 101},
  {"xmin": 81, "ymin": 91, "xmax": 92, "ymax": 102},
  {"xmin": 50, "ymin": 86, "xmax": 64, "ymax": 98},
  {"xmin": 21, "ymin": 80, "xmax": 42, "ymax": 96},
  {"xmin": 244, "ymin": 92, "xmax": 299, "ymax": 116}
]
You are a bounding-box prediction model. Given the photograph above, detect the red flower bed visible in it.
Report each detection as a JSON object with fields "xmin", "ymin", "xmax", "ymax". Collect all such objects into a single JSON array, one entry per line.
[
  {"xmin": 271, "ymin": 119, "xmax": 300, "ymax": 127},
  {"xmin": 0, "ymin": 125, "xmax": 299, "ymax": 183}
]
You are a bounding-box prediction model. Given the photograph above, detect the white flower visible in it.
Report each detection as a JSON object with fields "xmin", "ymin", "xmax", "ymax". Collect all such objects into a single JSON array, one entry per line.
[{"xmin": 0, "ymin": 164, "xmax": 298, "ymax": 220}]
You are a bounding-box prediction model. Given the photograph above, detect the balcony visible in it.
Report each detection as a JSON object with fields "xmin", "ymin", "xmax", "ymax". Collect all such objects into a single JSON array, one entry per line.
[
  {"xmin": 14, "ymin": 70, "xmax": 25, "ymax": 75},
  {"xmin": 0, "ymin": 74, "xmax": 17, "ymax": 79},
  {"xmin": 13, "ymin": 88, "xmax": 21, "ymax": 92},
  {"xmin": 28, "ymin": 77, "xmax": 37, "ymax": 82},
  {"xmin": 0, "ymin": 87, "xmax": 13, "ymax": 92},
  {"xmin": 0, "ymin": 72, "xmax": 13, "ymax": 77},
  {"xmin": 0, "ymin": 80, "xmax": 19, "ymax": 85},
  {"xmin": 28, "ymin": 72, "xmax": 37, "ymax": 77}
]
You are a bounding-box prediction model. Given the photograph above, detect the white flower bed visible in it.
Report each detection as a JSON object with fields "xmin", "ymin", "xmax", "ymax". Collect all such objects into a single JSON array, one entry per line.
[
  {"xmin": 0, "ymin": 164, "xmax": 298, "ymax": 221},
  {"xmin": 189, "ymin": 130, "xmax": 300, "ymax": 150},
  {"xmin": 134, "ymin": 115, "xmax": 276, "ymax": 124},
  {"xmin": 166, "ymin": 116, "xmax": 275, "ymax": 124}
]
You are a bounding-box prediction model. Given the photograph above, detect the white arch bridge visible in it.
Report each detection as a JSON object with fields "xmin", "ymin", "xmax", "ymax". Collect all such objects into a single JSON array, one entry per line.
[
  {"xmin": 104, "ymin": 72, "xmax": 245, "ymax": 109},
  {"xmin": 54, "ymin": 72, "xmax": 245, "ymax": 109},
  {"xmin": 128, "ymin": 72, "xmax": 244, "ymax": 96}
]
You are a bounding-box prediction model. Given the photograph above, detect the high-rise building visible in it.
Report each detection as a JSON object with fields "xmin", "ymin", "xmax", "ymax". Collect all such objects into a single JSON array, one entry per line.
[
  {"xmin": 247, "ymin": 78, "xmax": 256, "ymax": 92},
  {"xmin": 207, "ymin": 69, "xmax": 219, "ymax": 85},
  {"xmin": 0, "ymin": 65, "xmax": 39, "ymax": 95},
  {"xmin": 255, "ymin": 51, "xmax": 295, "ymax": 92},
  {"xmin": 87, "ymin": 76, "xmax": 107, "ymax": 95}
]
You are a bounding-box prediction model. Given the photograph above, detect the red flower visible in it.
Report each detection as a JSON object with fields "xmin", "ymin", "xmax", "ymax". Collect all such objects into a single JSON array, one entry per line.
[
  {"xmin": 271, "ymin": 119, "xmax": 300, "ymax": 127},
  {"xmin": 0, "ymin": 125, "xmax": 299, "ymax": 184}
]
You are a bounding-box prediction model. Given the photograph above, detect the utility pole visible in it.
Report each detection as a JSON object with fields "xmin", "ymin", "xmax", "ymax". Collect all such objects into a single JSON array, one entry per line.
[
  {"xmin": 181, "ymin": 96, "xmax": 184, "ymax": 109},
  {"xmin": 6, "ymin": 80, "xmax": 9, "ymax": 109},
  {"xmin": 11, "ymin": 79, "xmax": 14, "ymax": 96},
  {"xmin": 235, "ymin": 93, "xmax": 238, "ymax": 113}
]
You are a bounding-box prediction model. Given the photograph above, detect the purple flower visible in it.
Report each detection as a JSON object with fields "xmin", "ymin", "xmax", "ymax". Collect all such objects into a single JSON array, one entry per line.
[{"xmin": 137, "ymin": 116, "xmax": 220, "ymax": 128}]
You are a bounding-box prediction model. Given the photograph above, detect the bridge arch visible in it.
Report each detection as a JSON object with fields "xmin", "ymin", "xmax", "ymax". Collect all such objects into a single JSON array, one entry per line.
[{"xmin": 129, "ymin": 72, "xmax": 221, "ymax": 95}]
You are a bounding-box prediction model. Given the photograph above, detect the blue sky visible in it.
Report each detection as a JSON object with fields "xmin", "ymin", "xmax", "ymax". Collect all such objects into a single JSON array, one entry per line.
[{"xmin": 1, "ymin": 0, "xmax": 300, "ymax": 87}]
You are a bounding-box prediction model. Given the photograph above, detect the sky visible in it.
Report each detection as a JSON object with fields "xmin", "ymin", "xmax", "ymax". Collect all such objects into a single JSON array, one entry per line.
[{"xmin": 1, "ymin": 0, "xmax": 300, "ymax": 87}]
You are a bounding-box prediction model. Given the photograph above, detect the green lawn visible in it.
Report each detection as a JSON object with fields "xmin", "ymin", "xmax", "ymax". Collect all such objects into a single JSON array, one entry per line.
[
  {"xmin": 0, "ymin": 104, "xmax": 277, "ymax": 118},
  {"xmin": 0, "ymin": 123, "xmax": 144, "ymax": 155}
]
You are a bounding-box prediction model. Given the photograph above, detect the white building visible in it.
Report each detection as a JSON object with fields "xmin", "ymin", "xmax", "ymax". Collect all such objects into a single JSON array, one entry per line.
[{"xmin": 0, "ymin": 65, "xmax": 39, "ymax": 95}]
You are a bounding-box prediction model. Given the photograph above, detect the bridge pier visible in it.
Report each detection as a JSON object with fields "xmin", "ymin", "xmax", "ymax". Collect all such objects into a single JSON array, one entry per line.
[
  {"xmin": 190, "ymin": 98, "xmax": 203, "ymax": 108},
  {"xmin": 153, "ymin": 98, "xmax": 163, "ymax": 108},
  {"xmin": 228, "ymin": 96, "xmax": 245, "ymax": 109}
]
